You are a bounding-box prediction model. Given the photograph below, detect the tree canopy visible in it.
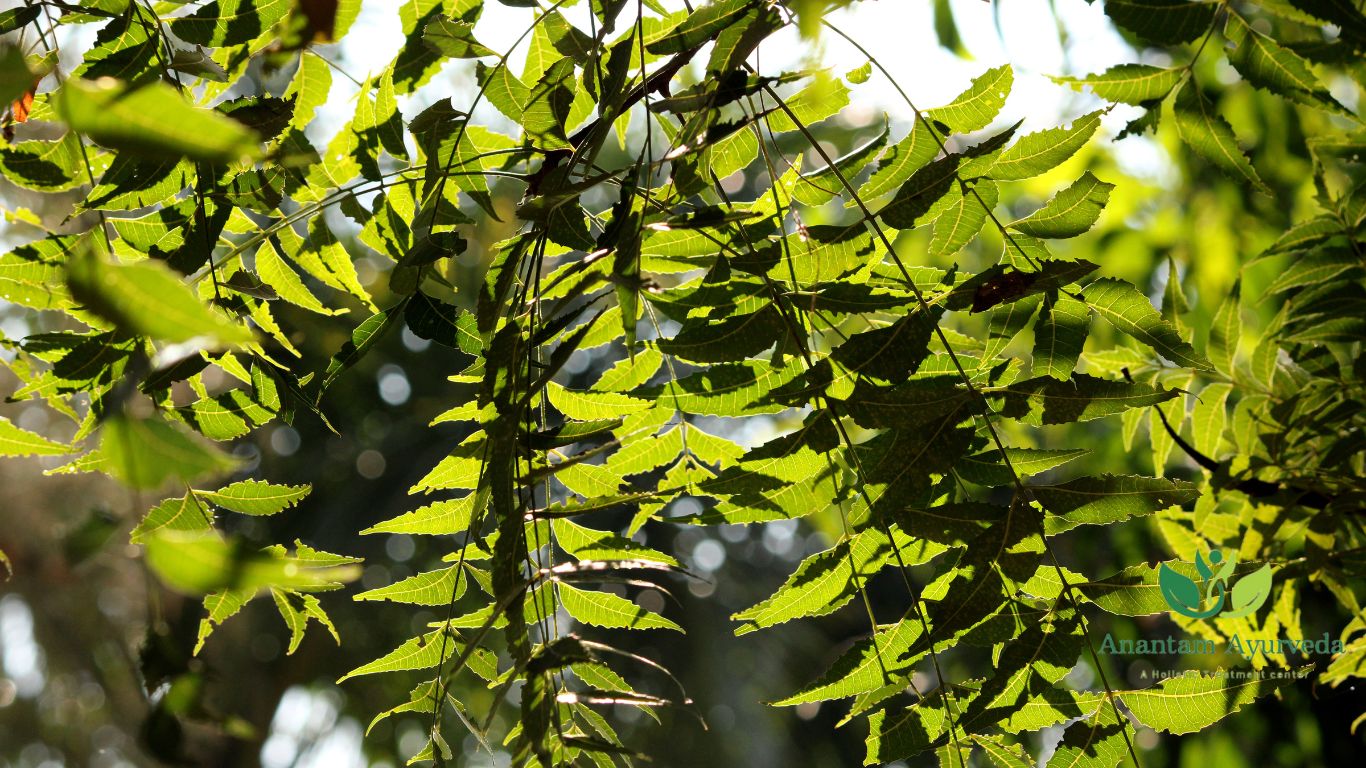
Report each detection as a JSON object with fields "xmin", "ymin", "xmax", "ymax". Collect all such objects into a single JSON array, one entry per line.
[{"xmin": 0, "ymin": 1, "xmax": 1364, "ymax": 766}]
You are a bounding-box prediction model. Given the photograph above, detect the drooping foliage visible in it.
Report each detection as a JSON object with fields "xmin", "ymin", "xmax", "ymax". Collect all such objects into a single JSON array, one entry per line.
[{"xmin": 0, "ymin": 1, "xmax": 1363, "ymax": 766}]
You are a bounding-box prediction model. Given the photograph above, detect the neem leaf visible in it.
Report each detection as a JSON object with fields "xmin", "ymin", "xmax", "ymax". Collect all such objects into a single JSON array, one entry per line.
[
  {"xmin": 860, "ymin": 121, "xmax": 940, "ymax": 200},
  {"xmin": 1000, "ymin": 374, "xmax": 1178, "ymax": 424},
  {"xmin": 1172, "ymin": 84, "xmax": 1270, "ymax": 194},
  {"xmin": 1032, "ymin": 294, "xmax": 1090, "ymax": 380},
  {"xmin": 67, "ymin": 247, "xmax": 254, "ymax": 345},
  {"xmin": 1120, "ymin": 670, "xmax": 1301, "ymax": 734},
  {"xmin": 423, "ymin": 14, "xmax": 496, "ymax": 58},
  {"xmin": 1227, "ymin": 15, "xmax": 1343, "ymax": 110},
  {"xmin": 559, "ymin": 583, "xmax": 683, "ymax": 632},
  {"xmin": 53, "ymin": 78, "xmax": 260, "ymax": 164},
  {"xmin": 991, "ymin": 110, "xmax": 1102, "ymax": 181},
  {"xmin": 0, "ymin": 416, "xmax": 71, "ymax": 457},
  {"xmin": 927, "ymin": 64, "xmax": 1013, "ymax": 135},
  {"xmin": 99, "ymin": 414, "xmax": 240, "ymax": 490},
  {"xmin": 645, "ymin": 0, "xmax": 755, "ymax": 55},
  {"xmin": 956, "ymin": 447, "xmax": 1088, "ymax": 487},
  {"xmin": 1011, "ymin": 172, "xmax": 1114, "ymax": 239},
  {"xmin": 145, "ymin": 530, "xmax": 359, "ymax": 596},
  {"xmin": 404, "ymin": 291, "xmax": 480, "ymax": 352},
  {"xmin": 131, "ymin": 494, "xmax": 213, "ymax": 544},
  {"xmin": 354, "ymin": 566, "xmax": 467, "ymax": 606},
  {"xmin": 1082, "ymin": 278, "xmax": 1212, "ymax": 370},
  {"xmin": 1052, "ymin": 64, "xmax": 1183, "ymax": 105},
  {"xmin": 196, "ymin": 479, "xmax": 313, "ymax": 516},
  {"xmin": 1035, "ymin": 474, "xmax": 1200, "ymax": 534},
  {"xmin": 1105, "ymin": 0, "xmax": 1217, "ymax": 45}
]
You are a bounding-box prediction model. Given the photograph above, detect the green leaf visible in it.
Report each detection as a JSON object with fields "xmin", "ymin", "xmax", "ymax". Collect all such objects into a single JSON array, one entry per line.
[
  {"xmin": 405, "ymin": 291, "xmax": 480, "ymax": 351},
  {"xmin": 284, "ymin": 52, "xmax": 333, "ymax": 131},
  {"xmin": 831, "ymin": 311, "xmax": 941, "ymax": 384},
  {"xmin": 1206, "ymin": 281, "xmax": 1241, "ymax": 375},
  {"xmin": 410, "ymin": 437, "xmax": 487, "ymax": 493},
  {"xmin": 930, "ymin": 179, "xmax": 996, "ymax": 257},
  {"xmin": 361, "ymin": 494, "xmax": 482, "ymax": 536},
  {"xmin": 477, "ymin": 60, "xmax": 531, "ymax": 124},
  {"xmin": 1035, "ymin": 475, "xmax": 1200, "ymax": 535},
  {"xmin": 971, "ymin": 736, "xmax": 1033, "ymax": 768},
  {"xmin": 1227, "ymin": 17, "xmax": 1341, "ymax": 110},
  {"xmin": 339, "ymin": 628, "xmax": 460, "ymax": 682},
  {"xmin": 553, "ymin": 518, "xmax": 678, "ymax": 566},
  {"xmin": 927, "ymin": 65, "xmax": 1013, "ymax": 135},
  {"xmin": 956, "ymin": 447, "xmax": 1088, "ymax": 487},
  {"xmin": 1119, "ymin": 670, "xmax": 1301, "ymax": 734},
  {"xmin": 864, "ymin": 686, "xmax": 968, "ymax": 764},
  {"xmin": 766, "ymin": 73, "xmax": 851, "ymax": 133},
  {"xmin": 0, "ymin": 6, "xmax": 40, "ymax": 35},
  {"xmin": 99, "ymin": 414, "xmax": 240, "ymax": 490},
  {"xmin": 355, "ymin": 566, "xmax": 468, "ymax": 606},
  {"xmin": 145, "ymin": 530, "xmax": 359, "ymax": 596},
  {"xmin": 320, "ymin": 305, "xmax": 405, "ymax": 395},
  {"xmin": 179, "ymin": 388, "xmax": 277, "ymax": 440},
  {"xmin": 1082, "ymin": 278, "xmax": 1212, "ymax": 370},
  {"xmin": 520, "ymin": 58, "xmax": 576, "ymax": 148},
  {"xmin": 255, "ymin": 240, "xmax": 340, "ymax": 316},
  {"xmin": 170, "ymin": 0, "xmax": 292, "ymax": 47},
  {"xmin": 288, "ymin": 222, "xmax": 375, "ymax": 309},
  {"xmin": 1011, "ymin": 172, "xmax": 1113, "ymax": 239},
  {"xmin": 1172, "ymin": 84, "xmax": 1270, "ymax": 194},
  {"xmin": 860, "ymin": 121, "xmax": 940, "ymax": 201},
  {"xmin": 1192, "ymin": 381, "xmax": 1231, "ymax": 458},
  {"xmin": 657, "ymin": 305, "xmax": 787, "ymax": 363},
  {"xmin": 0, "ymin": 416, "xmax": 71, "ymax": 457},
  {"xmin": 732, "ymin": 528, "xmax": 944, "ymax": 635},
  {"xmin": 67, "ymin": 248, "xmax": 254, "ymax": 346},
  {"xmin": 775, "ymin": 618, "xmax": 923, "ymax": 706},
  {"xmin": 423, "ymin": 14, "xmax": 496, "ymax": 58},
  {"xmin": 559, "ymin": 583, "xmax": 682, "ymax": 632},
  {"xmin": 0, "ymin": 133, "xmax": 87, "ymax": 193},
  {"xmin": 646, "ymin": 359, "xmax": 804, "ymax": 417},
  {"xmin": 131, "ymin": 494, "xmax": 213, "ymax": 544},
  {"xmin": 54, "ymin": 78, "xmax": 260, "ymax": 164},
  {"xmin": 645, "ymin": 0, "xmax": 755, "ymax": 55},
  {"xmin": 1000, "ymin": 374, "xmax": 1178, "ymax": 424},
  {"xmin": 547, "ymin": 382, "xmax": 653, "ymax": 420},
  {"xmin": 196, "ymin": 479, "xmax": 312, "ymax": 516},
  {"xmin": 1032, "ymin": 294, "xmax": 1090, "ymax": 380},
  {"xmin": 793, "ymin": 121, "xmax": 889, "ymax": 206},
  {"xmin": 1105, "ymin": 0, "xmax": 1217, "ymax": 45},
  {"xmin": 272, "ymin": 589, "xmax": 340, "ymax": 654},
  {"xmin": 1047, "ymin": 704, "xmax": 1128, "ymax": 768},
  {"xmin": 991, "ymin": 111, "xmax": 1102, "ymax": 181},
  {"xmin": 1053, "ymin": 64, "xmax": 1183, "ymax": 105}
]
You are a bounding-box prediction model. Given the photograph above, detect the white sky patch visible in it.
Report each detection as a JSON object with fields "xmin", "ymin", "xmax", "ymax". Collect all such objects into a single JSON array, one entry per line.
[
  {"xmin": 261, "ymin": 685, "xmax": 367, "ymax": 768},
  {"xmin": 0, "ymin": 595, "xmax": 47, "ymax": 699}
]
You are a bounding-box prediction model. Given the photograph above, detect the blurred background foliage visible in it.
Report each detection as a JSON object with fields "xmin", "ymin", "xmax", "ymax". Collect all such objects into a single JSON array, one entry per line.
[{"xmin": 0, "ymin": 0, "xmax": 1364, "ymax": 767}]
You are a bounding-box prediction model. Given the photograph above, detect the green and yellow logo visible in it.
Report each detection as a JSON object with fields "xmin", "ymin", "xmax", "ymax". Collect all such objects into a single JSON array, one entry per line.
[{"xmin": 1159, "ymin": 550, "xmax": 1273, "ymax": 620}]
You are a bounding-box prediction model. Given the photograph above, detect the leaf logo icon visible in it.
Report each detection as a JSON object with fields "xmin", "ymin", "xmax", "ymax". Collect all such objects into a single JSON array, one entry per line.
[
  {"xmin": 1221, "ymin": 564, "xmax": 1273, "ymax": 619},
  {"xmin": 1160, "ymin": 562, "xmax": 1223, "ymax": 618},
  {"xmin": 1160, "ymin": 552, "xmax": 1273, "ymax": 620}
]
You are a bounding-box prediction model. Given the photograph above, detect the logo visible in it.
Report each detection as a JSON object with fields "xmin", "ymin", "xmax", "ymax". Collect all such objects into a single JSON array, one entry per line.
[{"xmin": 1159, "ymin": 550, "xmax": 1273, "ymax": 620}]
